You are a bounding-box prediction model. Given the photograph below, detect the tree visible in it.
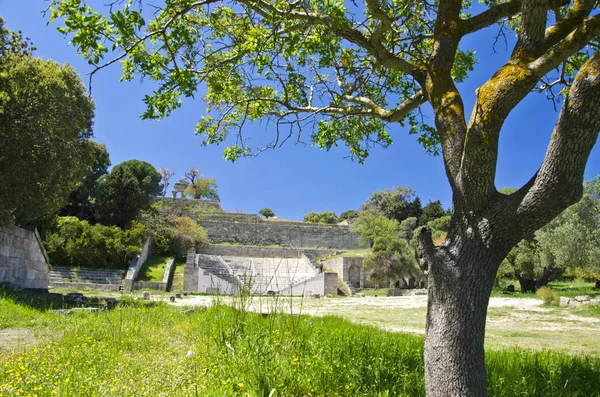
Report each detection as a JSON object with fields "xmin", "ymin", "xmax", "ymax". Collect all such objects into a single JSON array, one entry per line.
[
  {"xmin": 139, "ymin": 208, "xmax": 209, "ymax": 257},
  {"xmin": 51, "ymin": 1, "xmax": 600, "ymax": 394},
  {"xmin": 303, "ymin": 211, "xmax": 339, "ymax": 224},
  {"xmin": 183, "ymin": 175, "xmax": 220, "ymax": 201},
  {"xmin": 365, "ymin": 233, "xmax": 422, "ymax": 286},
  {"xmin": 339, "ymin": 210, "xmax": 359, "ymax": 222},
  {"xmin": 158, "ymin": 166, "xmax": 176, "ymax": 197},
  {"xmin": 259, "ymin": 208, "xmax": 275, "ymax": 218},
  {"xmin": 112, "ymin": 160, "xmax": 162, "ymax": 198},
  {"xmin": 0, "ymin": 17, "xmax": 95, "ymax": 226},
  {"xmin": 99, "ymin": 166, "xmax": 145, "ymax": 227},
  {"xmin": 351, "ymin": 210, "xmax": 400, "ymax": 247},
  {"xmin": 505, "ymin": 176, "xmax": 600, "ymax": 291},
  {"xmin": 184, "ymin": 168, "xmax": 200, "ymax": 184},
  {"xmin": 60, "ymin": 141, "xmax": 110, "ymax": 222},
  {"xmin": 420, "ymin": 200, "xmax": 446, "ymax": 225},
  {"xmin": 362, "ymin": 187, "xmax": 422, "ymax": 222}
]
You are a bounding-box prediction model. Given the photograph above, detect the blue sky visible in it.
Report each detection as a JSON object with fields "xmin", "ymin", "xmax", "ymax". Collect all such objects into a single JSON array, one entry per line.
[{"xmin": 2, "ymin": 1, "xmax": 599, "ymax": 220}]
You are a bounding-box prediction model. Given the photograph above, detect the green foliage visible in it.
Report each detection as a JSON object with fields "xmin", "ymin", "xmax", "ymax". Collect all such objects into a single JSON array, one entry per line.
[
  {"xmin": 112, "ymin": 159, "xmax": 162, "ymax": 198},
  {"xmin": 45, "ymin": 0, "xmax": 460, "ymax": 162},
  {"xmin": 99, "ymin": 166, "xmax": 145, "ymax": 227},
  {"xmin": 60, "ymin": 141, "xmax": 111, "ymax": 223},
  {"xmin": 352, "ymin": 210, "xmax": 400, "ymax": 246},
  {"xmin": 361, "ymin": 187, "xmax": 422, "ymax": 223},
  {"xmin": 136, "ymin": 255, "xmax": 171, "ymax": 282},
  {"xmin": 303, "ymin": 211, "xmax": 339, "ymax": 224},
  {"xmin": 139, "ymin": 209, "xmax": 209, "ymax": 257},
  {"xmin": 44, "ymin": 216, "xmax": 146, "ymax": 268},
  {"xmin": 258, "ymin": 207, "xmax": 275, "ymax": 218},
  {"xmin": 419, "ymin": 200, "xmax": 446, "ymax": 225},
  {"xmin": 536, "ymin": 287, "xmax": 558, "ymax": 306},
  {"xmin": 365, "ymin": 233, "xmax": 421, "ymax": 283},
  {"xmin": 183, "ymin": 177, "xmax": 220, "ymax": 201},
  {"xmin": 2, "ymin": 293, "xmax": 600, "ymax": 396},
  {"xmin": 501, "ymin": 176, "xmax": 600, "ymax": 290},
  {"xmin": 0, "ymin": 19, "xmax": 95, "ymax": 226},
  {"xmin": 339, "ymin": 210, "xmax": 359, "ymax": 222},
  {"xmin": 0, "ymin": 17, "xmax": 35, "ymax": 57}
]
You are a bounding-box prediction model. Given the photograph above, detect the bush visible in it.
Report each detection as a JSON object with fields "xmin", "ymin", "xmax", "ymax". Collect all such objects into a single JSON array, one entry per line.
[
  {"xmin": 44, "ymin": 216, "xmax": 147, "ymax": 268},
  {"xmin": 140, "ymin": 209, "xmax": 209, "ymax": 257},
  {"xmin": 536, "ymin": 286, "xmax": 558, "ymax": 305}
]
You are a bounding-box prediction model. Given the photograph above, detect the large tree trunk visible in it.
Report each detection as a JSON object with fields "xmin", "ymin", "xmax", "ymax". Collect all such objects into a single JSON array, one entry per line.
[{"xmin": 421, "ymin": 222, "xmax": 507, "ymax": 397}]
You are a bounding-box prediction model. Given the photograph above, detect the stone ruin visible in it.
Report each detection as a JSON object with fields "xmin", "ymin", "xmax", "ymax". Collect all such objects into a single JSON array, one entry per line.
[{"xmin": 171, "ymin": 181, "xmax": 189, "ymax": 198}]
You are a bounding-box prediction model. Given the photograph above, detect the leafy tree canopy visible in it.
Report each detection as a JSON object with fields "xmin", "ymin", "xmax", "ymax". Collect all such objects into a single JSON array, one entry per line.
[
  {"xmin": 259, "ymin": 207, "xmax": 275, "ymax": 218},
  {"xmin": 60, "ymin": 141, "xmax": 111, "ymax": 223},
  {"xmin": 0, "ymin": 17, "xmax": 95, "ymax": 226},
  {"xmin": 420, "ymin": 200, "xmax": 446, "ymax": 225},
  {"xmin": 339, "ymin": 209, "xmax": 359, "ymax": 222},
  {"xmin": 99, "ymin": 166, "xmax": 145, "ymax": 227},
  {"xmin": 362, "ymin": 187, "xmax": 422, "ymax": 222},
  {"xmin": 44, "ymin": 216, "xmax": 146, "ymax": 268},
  {"xmin": 183, "ymin": 173, "xmax": 220, "ymax": 201},
  {"xmin": 303, "ymin": 211, "xmax": 339, "ymax": 224},
  {"xmin": 112, "ymin": 159, "xmax": 162, "ymax": 197}
]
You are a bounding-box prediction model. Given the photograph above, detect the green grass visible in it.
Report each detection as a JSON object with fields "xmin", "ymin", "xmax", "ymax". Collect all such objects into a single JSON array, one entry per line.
[
  {"xmin": 325, "ymin": 248, "xmax": 371, "ymax": 261},
  {"xmin": 1, "ymin": 289, "xmax": 600, "ymax": 396},
  {"xmin": 136, "ymin": 256, "xmax": 172, "ymax": 282},
  {"xmin": 170, "ymin": 259, "xmax": 186, "ymax": 292}
]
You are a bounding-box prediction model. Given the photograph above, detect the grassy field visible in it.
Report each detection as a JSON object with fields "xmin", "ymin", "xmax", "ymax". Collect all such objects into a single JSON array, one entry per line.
[
  {"xmin": 1, "ymin": 286, "xmax": 600, "ymax": 396},
  {"xmin": 136, "ymin": 256, "xmax": 173, "ymax": 282}
]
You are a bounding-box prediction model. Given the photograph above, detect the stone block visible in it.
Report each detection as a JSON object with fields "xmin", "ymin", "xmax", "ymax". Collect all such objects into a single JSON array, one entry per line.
[
  {"xmin": 574, "ymin": 295, "xmax": 591, "ymax": 302},
  {"xmin": 559, "ymin": 297, "xmax": 572, "ymax": 307}
]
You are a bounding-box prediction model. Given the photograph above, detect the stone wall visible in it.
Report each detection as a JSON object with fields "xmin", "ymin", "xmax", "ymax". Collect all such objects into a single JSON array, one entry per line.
[
  {"xmin": 197, "ymin": 245, "xmax": 334, "ymax": 259},
  {"xmin": 322, "ymin": 257, "xmax": 373, "ymax": 289},
  {"xmin": 0, "ymin": 226, "xmax": 50, "ymax": 289},
  {"xmin": 123, "ymin": 235, "xmax": 153, "ymax": 292},
  {"xmin": 278, "ymin": 272, "xmax": 338, "ymax": 296},
  {"xmin": 151, "ymin": 197, "xmax": 221, "ymax": 211},
  {"xmin": 199, "ymin": 220, "xmax": 365, "ymax": 249},
  {"xmin": 133, "ymin": 281, "xmax": 168, "ymax": 291}
]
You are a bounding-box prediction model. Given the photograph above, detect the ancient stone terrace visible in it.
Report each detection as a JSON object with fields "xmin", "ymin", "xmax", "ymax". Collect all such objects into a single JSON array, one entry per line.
[
  {"xmin": 49, "ymin": 267, "xmax": 125, "ymax": 291},
  {"xmin": 189, "ymin": 247, "xmax": 322, "ymax": 295}
]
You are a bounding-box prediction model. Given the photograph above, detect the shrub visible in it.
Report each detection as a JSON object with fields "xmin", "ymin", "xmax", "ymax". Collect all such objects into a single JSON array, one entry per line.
[
  {"xmin": 44, "ymin": 216, "xmax": 147, "ymax": 268},
  {"xmin": 536, "ymin": 286, "xmax": 558, "ymax": 305},
  {"xmin": 140, "ymin": 209, "xmax": 209, "ymax": 257}
]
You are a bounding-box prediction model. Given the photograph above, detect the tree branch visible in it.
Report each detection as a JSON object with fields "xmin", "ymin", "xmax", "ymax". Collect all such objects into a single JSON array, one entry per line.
[
  {"xmin": 460, "ymin": 0, "xmax": 522, "ymax": 35},
  {"xmin": 238, "ymin": 0, "xmax": 421, "ymax": 77},
  {"xmin": 516, "ymin": 51, "xmax": 600, "ymax": 233}
]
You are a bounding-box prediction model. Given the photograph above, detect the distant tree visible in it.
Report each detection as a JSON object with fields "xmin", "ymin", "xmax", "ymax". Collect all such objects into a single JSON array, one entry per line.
[
  {"xmin": 365, "ymin": 233, "xmax": 421, "ymax": 285},
  {"xmin": 420, "ymin": 200, "xmax": 446, "ymax": 225},
  {"xmin": 60, "ymin": 141, "xmax": 110, "ymax": 222},
  {"xmin": 158, "ymin": 166, "xmax": 175, "ymax": 197},
  {"xmin": 140, "ymin": 208, "xmax": 209, "ymax": 257},
  {"xmin": 362, "ymin": 187, "xmax": 421, "ymax": 223},
  {"xmin": 99, "ymin": 167, "xmax": 145, "ymax": 227},
  {"xmin": 303, "ymin": 211, "xmax": 339, "ymax": 224},
  {"xmin": 184, "ymin": 176, "xmax": 220, "ymax": 201},
  {"xmin": 112, "ymin": 160, "xmax": 162, "ymax": 198},
  {"xmin": 503, "ymin": 177, "xmax": 600, "ymax": 291},
  {"xmin": 399, "ymin": 217, "xmax": 419, "ymax": 240},
  {"xmin": 184, "ymin": 168, "xmax": 200, "ymax": 184},
  {"xmin": 259, "ymin": 208, "xmax": 275, "ymax": 219},
  {"xmin": 339, "ymin": 210, "xmax": 359, "ymax": 222},
  {"xmin": 351, "ymin": 210, "xmax": 399, "ymax": 247},
  {"xmin": 0, "ymin": 18, "xmax": 95, "ymax": 226}
]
